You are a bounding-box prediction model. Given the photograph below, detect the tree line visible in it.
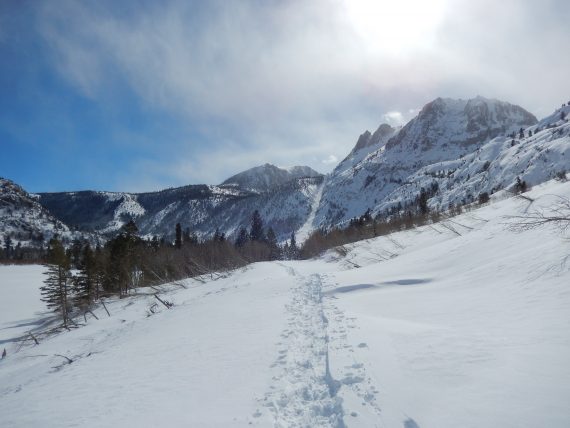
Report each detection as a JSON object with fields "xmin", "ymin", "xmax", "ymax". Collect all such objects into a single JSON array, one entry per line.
[{"xmin": 41, "ymin": 210, "xmax": 298, "ymax": 326}]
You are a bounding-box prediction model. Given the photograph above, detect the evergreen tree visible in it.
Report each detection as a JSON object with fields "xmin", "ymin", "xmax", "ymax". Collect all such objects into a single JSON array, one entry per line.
[
  {"xmin": 175, "ymin": 223, "xmax": 182, "ymax": 249},
  {"xmin": 14, "ymin": 242, "xmax": 22, "ymax": 260},
  {"xmin": 266, "ymin": 227, "xmax": 280, "ymax": 260},
  {"xmin": 235, "ymin": 227, "xmax": 249, "ymax": 248},
  {"xmin": 70, "ymin": 239, "xmax": 83, "ymax": 268},
  {"xmin": 4, "ymin": 235, "xmax": 12, "ymax": 259},
  {"xmin": 123, "ymin": 219, "xmax": 138, "ymax": 236},
  {"xmin": 41, "ymin": 238, "xmax": 72, "ymax": 327},
  {"xmin": 289, "ymin": 232, "xmax": 298, "ymax": 259},
  {"xmin": 418, "ymin": 188, "xmax": 429, "ymax": 215},
  {"xmin": 250, "ymin": 210, "xmax": 265, "ymax": 241},
  {"xmin": 74, "ymin": 243, "xmax": 95, "ymax": 308},
  {"xmin": 105, "ymin": 221, "xmax": 141, "ymax": 297}
]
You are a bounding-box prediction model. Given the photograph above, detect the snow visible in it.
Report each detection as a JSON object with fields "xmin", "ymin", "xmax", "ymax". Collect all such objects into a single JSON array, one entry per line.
[
  {"xmin": 0, "ymin": 265, "xmax": 47, "ymax": 345},
  {"xmin": 1, "ymin": 178, "xmax": 570, "ymax": 427},
  {"xmin": 0, "ymin": 178, "xmax": 91, "ymax": 248},
  {"xmin": 315, "ymin": 96, "xmax": 541, "ymax": 228},
  {"xmin": 295, "ymin": 181, "xmax": 324, "ymax": 244},
  {"xmin": 222, "ymin": 163, "xmax": 321, "ymax": 192},
  {"xmin": 99, "ymin": 193, "xmax": 146, "ymax": 234}
]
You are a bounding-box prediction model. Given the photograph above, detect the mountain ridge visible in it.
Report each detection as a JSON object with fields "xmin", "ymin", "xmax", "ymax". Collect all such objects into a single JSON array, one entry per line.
[{"xmin": 3, "ymin": 96, "xmax": 569, "ymax": 250}]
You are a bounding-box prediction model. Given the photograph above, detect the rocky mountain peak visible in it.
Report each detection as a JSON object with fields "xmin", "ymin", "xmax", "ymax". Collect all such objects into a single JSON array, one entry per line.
[
  {"xmin": 386, "ymin": 96, "xmax": 538, "ymax": 152},
  {"xmin": 221, "ymin": 163, "xmax": 322, "ymax": 192}
]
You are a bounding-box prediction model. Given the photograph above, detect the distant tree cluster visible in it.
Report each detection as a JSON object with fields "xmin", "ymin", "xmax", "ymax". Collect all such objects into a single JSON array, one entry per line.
[
  {"xmin": 233, "ymin": 210, "xmax": 298, "ymax": 261},
  {"xmin": 0, "ymin": 232, "xmax": 46, "ymax": 263}
]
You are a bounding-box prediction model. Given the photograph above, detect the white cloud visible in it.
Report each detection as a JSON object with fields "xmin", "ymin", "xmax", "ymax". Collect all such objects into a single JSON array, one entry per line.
[
  {"xmin": 321, "ymin": 155, "xmax": 338, "ymax": 165},
  {"xmin": 383, "ymin": 111, "xmax": 406, "ymax": 126},
  {"xmin": 36, "ymin": 0, "xmax": 570, "ymax": 187}
]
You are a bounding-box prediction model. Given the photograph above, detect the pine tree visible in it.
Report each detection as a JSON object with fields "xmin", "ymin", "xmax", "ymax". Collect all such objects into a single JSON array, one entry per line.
[
  {"xmin": 289, "ymin": 232, "xmax": 298, "ymax": 259},
  {"xmin": 250, "ymin": 210, "xmax": 264, "ymax": 241},
  {"xmin": 266, "ymin": 227, "xmax": 279, "ymax": 260},
  {"xmin": 418, "ymin": 188, "xmax": 429, "ymax": 215},
  {"xmin": 105, "ymin": 221, "xmax": 141, "ymax": 297},
  {"xmin": 70, "ymin": 239, "xmax": 83, "ymax": 268},
  {"xmin": 41, "ymin": 238, "xmax": 72, "ymax": 327},
  {"xmin": 4, "ymin": 235, "xmax": 12, "ymax": 259},
  {"xmin": 74, "ymin": 243, "xmax": 95, "ymax": 308},
  {"xmin": 235, "ymin": 227, "xmax": 249, "ymax": 248},
  {"xmin": 14, "ymin": 242, "xmax": 22, "ymax": 260},
  {"xmin": 175, "ymin": 223, "xmax": 182, "ymax": 249}
]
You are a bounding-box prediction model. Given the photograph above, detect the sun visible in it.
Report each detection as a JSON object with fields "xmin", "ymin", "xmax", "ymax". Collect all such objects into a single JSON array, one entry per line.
[{"xmin": 343, "ymin": 0, "xmax": 446, "ymax": 54}]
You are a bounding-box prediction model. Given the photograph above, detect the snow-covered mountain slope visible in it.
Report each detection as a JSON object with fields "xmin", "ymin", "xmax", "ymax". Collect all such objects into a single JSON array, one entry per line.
[
  {"xmin": 314, "ymin": 96, "xmax": 544, "ymax": 227},
  {"xmin": 382, "ymin": 104, "xmax": 570, "ymax": 213},
  {"xmin": 0, "ymin": 178, "xmax": 91, "ymax": 252},
  {"xmin": 222, "ymin": 163, "xmax": 322, "ymax": 192},
  {"xmin": 16, "ymin": 98, "xmax": 568, "ymax": 244},
  {"xmin": 37, "ymin": 189, "xmax": 147, "ymax": 233},
  {"xmin": 39, "ymin": 184, "xmax": 248, "ymax": 236},
  {"xmin": 38, "ymin": 176, "xmax": 324, "ymax": 241},
  {"xmin": 196, "ymin": 176, "xmax": 324, "ymax": 240},
  {"xmin": 335, "ymin": 123, "xmax": 398, "ymax": 178},
  {"xmin": 2, "ymin": 178, "xmax": 569, "ymax": 427}
]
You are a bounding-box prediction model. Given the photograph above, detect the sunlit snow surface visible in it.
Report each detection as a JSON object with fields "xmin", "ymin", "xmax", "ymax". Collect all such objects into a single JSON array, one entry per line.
[{"xmin": 1, "ymin": 179, "xmax": 570, "ymax": 427}]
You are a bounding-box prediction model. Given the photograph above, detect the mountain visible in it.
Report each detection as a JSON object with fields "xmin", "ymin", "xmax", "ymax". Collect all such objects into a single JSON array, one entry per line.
[
  {"xmin": 221, "ymin": 163, "xmax": 322, "ymax": 192},
  {"xmin": 38, "ymin": 173, "xmax": 324, "ymax": 242},
  {"xmin": 313, "ymin": 96, "xmax": 542, "ymax": 227},
  {"xmin": 6, "ymin": 96, "xmax": 569, "ymax": 246},
  {"xmin": 0, "ymin": 178, "xmax": 92, "ymax": 256}
]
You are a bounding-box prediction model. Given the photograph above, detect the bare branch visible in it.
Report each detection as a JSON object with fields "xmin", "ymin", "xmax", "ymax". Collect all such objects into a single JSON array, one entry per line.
[{"xmin": 507, "ymin": 195, "xmax": 570, "ymax": 231}]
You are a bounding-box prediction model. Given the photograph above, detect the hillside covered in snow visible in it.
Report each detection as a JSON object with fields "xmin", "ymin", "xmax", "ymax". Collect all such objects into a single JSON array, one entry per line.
[
  {"xmin": 222, "ymin": 163, "xmax": 322, "ymax": 192},
  {"xmin": 313, "ymin": 96, "xmax": 551, "ymax": 227},
  {"xmin": 3, "ymin": 97, "xmax": 570, "ymax": 247},
  {"xmin": 0, "ymin": 178, "xmax": 95, "ymax": 258},
  {"xmin": 1, "ymin": 177, "xmax": 570, "ymax": 427},
  {"xmin": 38, "ymin": 173, "xmax": 324, "ymax": 242}
]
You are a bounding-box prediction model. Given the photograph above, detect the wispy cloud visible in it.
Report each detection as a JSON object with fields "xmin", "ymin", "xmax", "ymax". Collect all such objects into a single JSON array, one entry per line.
[
  {"xmin": 27, "ymin": 0, "xmax": 570, "ymax": 189},
  {"xmin": 321, "ymin": 155, "xmax": 338, "ymax": 165},
  {"xmin": 383, "ymin": 111, "xmax": 406, "ymax": 126}
]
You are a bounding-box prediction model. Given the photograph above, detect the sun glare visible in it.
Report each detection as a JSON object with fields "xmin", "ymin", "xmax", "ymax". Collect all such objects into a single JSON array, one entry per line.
[{"xmin": 344, "ymin": 0, "xmax": 446, "ymax": 54}]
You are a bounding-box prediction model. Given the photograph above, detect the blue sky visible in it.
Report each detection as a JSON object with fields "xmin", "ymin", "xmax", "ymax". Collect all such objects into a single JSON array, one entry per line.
[{"xmin": 1, "ymin": 0, "xmax": 569, "ymax": 192}]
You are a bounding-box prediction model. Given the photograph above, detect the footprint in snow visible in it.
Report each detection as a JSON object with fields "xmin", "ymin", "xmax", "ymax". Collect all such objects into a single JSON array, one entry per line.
[{"xmin": 404, "ymin": 418, "xmax": 421, "ymax": 428}]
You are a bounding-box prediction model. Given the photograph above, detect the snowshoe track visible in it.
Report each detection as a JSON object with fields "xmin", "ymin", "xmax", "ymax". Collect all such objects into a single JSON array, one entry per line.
[{"xmin": 264, "ymin": 273, "xmax": 345, "ymax": 427}]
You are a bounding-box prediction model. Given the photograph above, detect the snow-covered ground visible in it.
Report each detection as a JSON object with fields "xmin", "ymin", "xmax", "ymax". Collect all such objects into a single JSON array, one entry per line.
[
  {"xmin": 0, "ymin": 265, "xmax": 47, "ymax": 345},
  {"xmin": 1, "ymin": 179, "xmax": 570, "ymax": 427}
]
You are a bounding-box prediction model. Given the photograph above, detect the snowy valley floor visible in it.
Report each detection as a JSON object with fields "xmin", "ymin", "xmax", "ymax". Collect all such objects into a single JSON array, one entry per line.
[{"xmin": 1, "ymin": 180, "xmax": 570, "ymax": 427}]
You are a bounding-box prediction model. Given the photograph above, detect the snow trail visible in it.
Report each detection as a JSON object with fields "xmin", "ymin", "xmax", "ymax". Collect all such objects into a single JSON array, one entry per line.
[
  {"xmin": 296, "ymin": 182, "xmax": 324, "ymax": 244},
  {"xmin": 264, "ymin": 272, "xmax": 345, "ymax": 427}
]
